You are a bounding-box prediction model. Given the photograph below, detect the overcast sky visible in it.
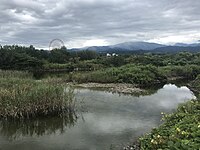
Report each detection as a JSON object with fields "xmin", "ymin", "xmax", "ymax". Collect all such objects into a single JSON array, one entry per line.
[{"xmin": 1, "ymin": 0, "xmax": 200, "ymax": 48}]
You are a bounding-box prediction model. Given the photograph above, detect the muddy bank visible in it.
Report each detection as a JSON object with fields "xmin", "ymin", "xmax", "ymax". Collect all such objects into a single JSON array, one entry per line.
[{"xmin": 73, "ymin": 83, "xmax": 146, "ymax": 95}]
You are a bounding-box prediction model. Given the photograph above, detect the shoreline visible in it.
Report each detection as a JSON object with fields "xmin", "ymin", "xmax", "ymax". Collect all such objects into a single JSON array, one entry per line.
[{"xmin": 72, "ymin": 83, "xmax": 146, "ymax": 95}]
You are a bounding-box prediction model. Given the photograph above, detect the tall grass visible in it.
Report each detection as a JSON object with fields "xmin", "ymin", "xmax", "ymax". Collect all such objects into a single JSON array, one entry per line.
[
  {"xmin": 0, "ymin": 69, "xmax": 32, "ymax": 79},
  {"xmin": 0, "ymin": 70, "xmax": 76, "ymax": 119}
]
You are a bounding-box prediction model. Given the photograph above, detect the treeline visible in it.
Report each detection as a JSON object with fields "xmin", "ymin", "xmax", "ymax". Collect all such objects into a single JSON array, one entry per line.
[
  {"xmin": 1, "ymin": 45, "xmax": 200, "ymax": 81},
  {"xmin": 0, "ymin": 45, "xmax": 98, "ymax": 70}
]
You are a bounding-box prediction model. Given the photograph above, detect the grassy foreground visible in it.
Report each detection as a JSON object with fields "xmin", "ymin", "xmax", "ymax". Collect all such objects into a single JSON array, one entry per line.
[{"xmin": 0, "ymin": 70, "xmax": 75, "ymax": 119}]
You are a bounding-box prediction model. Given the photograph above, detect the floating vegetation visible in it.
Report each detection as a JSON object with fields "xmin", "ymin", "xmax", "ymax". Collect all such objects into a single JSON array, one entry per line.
[{"xmin": 0, "ymin": 70, "xmax": 76, "ymax": 119}]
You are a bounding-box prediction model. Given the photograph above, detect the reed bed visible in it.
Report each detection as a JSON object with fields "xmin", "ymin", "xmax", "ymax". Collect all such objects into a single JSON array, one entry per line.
[
  {"xmin": 0, "ymin": 70, "xmax": 32, "ymax": 79},
  {"xmin": 0, "ymin": 71, "xmax": 76, "ymax": 119}
]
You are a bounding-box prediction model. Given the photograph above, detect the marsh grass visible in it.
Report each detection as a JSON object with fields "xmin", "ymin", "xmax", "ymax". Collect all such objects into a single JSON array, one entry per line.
[
  {"xmin": 0, "ymin": 70, "xmax": 32, "ymax": 79},
  {"xmin": 0, "ymin": 70, "xmax": 76, "ymax": 119}
]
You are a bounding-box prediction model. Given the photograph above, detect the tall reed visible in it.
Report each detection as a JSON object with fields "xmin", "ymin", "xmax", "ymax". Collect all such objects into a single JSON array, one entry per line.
[
  {"xmin": 0, "ymin": 70, "xmax": 32, "ymax": 79},
  {"xmin": 0, "ymin": 70, "xmax": 76, "ymax": 119}
]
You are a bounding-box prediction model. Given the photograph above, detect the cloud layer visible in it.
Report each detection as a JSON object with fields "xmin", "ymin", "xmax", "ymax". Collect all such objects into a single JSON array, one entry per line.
[{"xmin": 1, "ymin": 0, "xmax": 200, "ymax": 48}]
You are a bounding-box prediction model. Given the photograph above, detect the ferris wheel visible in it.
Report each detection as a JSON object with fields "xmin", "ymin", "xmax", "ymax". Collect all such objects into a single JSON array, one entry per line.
[{"xmin": 49, "ymin": 39, "xmax": 65, "ymax": 50}]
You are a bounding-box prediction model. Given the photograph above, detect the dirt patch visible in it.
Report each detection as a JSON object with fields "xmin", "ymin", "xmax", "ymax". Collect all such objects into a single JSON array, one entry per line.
[{"xmin": 74, "ymin": 83, "xmax": 145, "ymax": 95}]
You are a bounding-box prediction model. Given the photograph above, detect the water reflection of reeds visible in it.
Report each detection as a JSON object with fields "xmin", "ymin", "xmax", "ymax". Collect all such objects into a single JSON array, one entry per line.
[{"xmin": 0, "ymin": 112, "xmax": 78, "ymax": 140}]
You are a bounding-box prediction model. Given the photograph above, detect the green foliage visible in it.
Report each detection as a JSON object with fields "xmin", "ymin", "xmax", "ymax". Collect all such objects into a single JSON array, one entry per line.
[
  {"xmin": 1, "ymin": 45, "xmax": 200, "ymax": 86},
  {"xmin": 97, "ymin": 55, "xmax": 126, "ymax": 67},
  {"xmin": 189, "ymin": 74, "xmax": 200, "ymax": 95},
  {"xmin": 0, "ymin": 71, "xmax": 75, "ymax": 119},
  {"xmin": 49, "ymin": 49, "xmax": 70, "ymax": 63},
  {"xmin": 0, "ymin": 45, "xmax": 101, "ymax": 71},
  {"xmin": 0, "ymin": 47, "xmax": 43, "ymax": 70},
  {"xmin": 160, "ymin": 65, "xmax": 200, "ymax": 79},
  {"xmin": 71, "ymin": 50, "xmax": 98, "ymax": 61},
  {"xmin": 139, "ymin": 100, "xmax": 200, "ymax": 150},
  {"xmin": 0, "ymin": 70, "xmax": 32, "ymax": 79},
  {"xmin": 115, "ymin": 64, "xmax": 167, "ymax": 85},
  {"xmin": 125, "ymin": 52, "xmax": 200, "ymax": 66},
  {"xmin": 1, "ymin": 45, "xmax": 200, "ymax": 75},
  {"xmin": 70, "ymin": 70, "xmax": 118, "ymax": 83},
  {"xmin": 67, "ymin": 64, "xmax": 167, "ymax": 86}
]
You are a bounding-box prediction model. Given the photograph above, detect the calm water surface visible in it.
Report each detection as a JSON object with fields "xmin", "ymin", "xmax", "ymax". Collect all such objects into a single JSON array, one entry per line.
[{"xmin": 0, "ymin": 84, "xmax": 195, "ymax": 150}]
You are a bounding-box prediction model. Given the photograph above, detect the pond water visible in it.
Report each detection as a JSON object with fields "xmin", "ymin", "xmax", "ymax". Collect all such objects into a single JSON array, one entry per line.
[{"xmin": 0, "ymin": 84, "xmax": 196, "ymax": 150}]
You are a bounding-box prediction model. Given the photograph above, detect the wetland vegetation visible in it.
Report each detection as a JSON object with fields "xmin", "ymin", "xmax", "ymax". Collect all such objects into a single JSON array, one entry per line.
[
  {"xmin": 0, "ymin": 70, "xmax": 75, "ymax": 119},
  {"xmin": 126, "ymin": 75, "xmax": 200, "ymax": 150},
  {"xmin": 138, "ymin": 99, "xmax": 200, "ymax": 150},
  {"xmin": 0, "ymin": 45, "xmax": 200, "ymax": 149}
]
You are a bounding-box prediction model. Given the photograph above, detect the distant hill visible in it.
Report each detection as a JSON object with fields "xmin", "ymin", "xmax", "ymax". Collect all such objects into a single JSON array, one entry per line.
[
  {"xmin": 70, "ymin": 41, "xmax": 200, "ymax": 53},
  {"xmin": 109, "ymin": 41, "xmax": 165, "ymax": 50},
  {"xmin": 151, "ymin": 46, "xmax": 200, "ymax": 53},
  {"xmin": 174, "ymin": 43, "xmax": 200, "ymax": 47},
  {"xmin": 71, "ymin": 42, "xmax": 166, "ymax": 51}
]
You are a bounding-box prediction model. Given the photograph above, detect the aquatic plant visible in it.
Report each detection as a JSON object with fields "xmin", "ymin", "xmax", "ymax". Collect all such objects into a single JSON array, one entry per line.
[
  {"xmin": 139, "ymin": 100, "xmax": 200, "ymax": 150},
  {"xmin": 0, "ymin": 71, "xmax": 76, "ymax": 119}
]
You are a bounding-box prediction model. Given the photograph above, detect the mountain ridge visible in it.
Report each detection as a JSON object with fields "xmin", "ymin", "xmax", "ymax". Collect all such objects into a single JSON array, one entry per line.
[{"xmin": 70, "ymin": 41, "xmax": 200, "ymax": 53}]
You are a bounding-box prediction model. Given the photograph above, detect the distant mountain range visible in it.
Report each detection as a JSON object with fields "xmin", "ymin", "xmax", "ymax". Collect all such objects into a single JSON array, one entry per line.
[
  {"xmin": 109, "ymin": 42, "xmax": 165, "ymax": 50},
  {"xmin": 174, "ymin": 43, "xmax": 200, "ymax": 47},
  {"xmin": 70, "ymin": 41, "xmax": 200, "ymax": 53}
]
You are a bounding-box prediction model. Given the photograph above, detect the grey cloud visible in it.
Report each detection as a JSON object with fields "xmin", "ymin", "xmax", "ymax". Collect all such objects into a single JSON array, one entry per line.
[{"xmin": 0, "ymin": 0, "xmax": 200, "ymax": 48}]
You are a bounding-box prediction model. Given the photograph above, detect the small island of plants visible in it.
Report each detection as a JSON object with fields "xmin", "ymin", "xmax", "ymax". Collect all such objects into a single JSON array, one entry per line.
[{"xmin": 0, "ymin": 70, "xmax": 75, "ymax": 119}]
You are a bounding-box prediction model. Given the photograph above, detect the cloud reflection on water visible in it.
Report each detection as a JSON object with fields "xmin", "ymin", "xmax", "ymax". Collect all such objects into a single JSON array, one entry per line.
[{"xmin": 0, "ymin": 84, "xmax": 195, "ymax": 150}]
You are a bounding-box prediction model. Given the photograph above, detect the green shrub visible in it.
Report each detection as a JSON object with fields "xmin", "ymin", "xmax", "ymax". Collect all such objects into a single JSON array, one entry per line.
[
  {"xmin": 160, "ymin": 65, "xmax": 200, "ymax": 79},
  {"xmin": 139, "ymin": 100, "xmax": 200, "ymax": 150},
  {"xmin": 68, "ymin": 64, "xmax": 167, "ymax": 86}
]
